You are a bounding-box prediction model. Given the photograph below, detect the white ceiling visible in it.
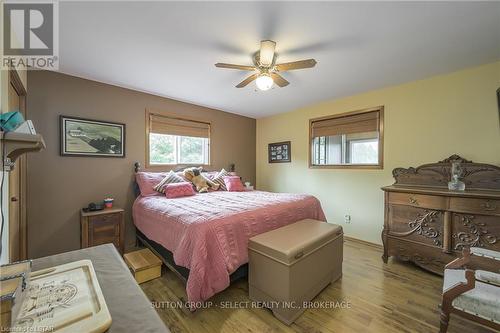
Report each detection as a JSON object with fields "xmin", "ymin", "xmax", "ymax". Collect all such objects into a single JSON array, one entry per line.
[{"xmin": 57, "ymin": 1, "xmax": 500, "ymax": 118}]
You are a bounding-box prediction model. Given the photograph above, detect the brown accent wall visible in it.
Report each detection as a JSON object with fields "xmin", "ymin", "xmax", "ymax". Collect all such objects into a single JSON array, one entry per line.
[{"xmin": 27, "ymin": 71, "xmax": 256, "ymax": 258}]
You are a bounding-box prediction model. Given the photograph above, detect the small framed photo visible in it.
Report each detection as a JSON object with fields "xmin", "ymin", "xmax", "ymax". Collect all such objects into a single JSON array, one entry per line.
[
  {"xmin": 60, "ymin": 116, "xmax": 125, "ymax": 157},
  {"xmin": 497, "ymin": 87, "xmax": 500, "ymax": 115},
  {"xmin": 268, "ymin": 141, "xmax": 291, "ymax": 163}
]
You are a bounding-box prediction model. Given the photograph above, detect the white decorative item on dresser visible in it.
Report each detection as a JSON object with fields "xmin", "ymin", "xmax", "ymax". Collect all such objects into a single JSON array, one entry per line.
[{"xmin": 381, "ymin": 155, "xmax": 500, "ymax": 274}]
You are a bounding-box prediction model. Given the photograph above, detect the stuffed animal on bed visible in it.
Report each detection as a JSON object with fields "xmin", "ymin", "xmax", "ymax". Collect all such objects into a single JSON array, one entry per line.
[{"xmin": 183, "ymin": 167, "xmax": 220, "ymax": 193}]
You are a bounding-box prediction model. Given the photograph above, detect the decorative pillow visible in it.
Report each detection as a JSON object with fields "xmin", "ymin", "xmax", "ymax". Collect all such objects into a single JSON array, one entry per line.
[
  {"xmin": 202, "ymin": 171, "xmax": 219, "ymax": 180},
  {"xmin": 211, "ymin": 169, "xmax": 229, "ymax": 191},
  {"xmin": 153, "ymin": 171, "xmax": 185, "ymax": 193},
  {"xmin": 223, "ymin": 176, "xmax": 245, "ymax": 192},
  {"xmin": 135, "ymin": 172, "xmax": 169, "ymax": 196},
  {"xmin": 164, "ymin": 182, "xmax": 196, "ymax": 199},
  {"xmin": 175, "ymin": 171, "xmax": 188, "ymax": 181}
]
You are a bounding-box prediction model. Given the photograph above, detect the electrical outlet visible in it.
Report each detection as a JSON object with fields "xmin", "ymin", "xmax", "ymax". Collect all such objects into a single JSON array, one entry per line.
[{"xmin": 344, "ymin": 214, "xmax": 351, "ymax": 224}]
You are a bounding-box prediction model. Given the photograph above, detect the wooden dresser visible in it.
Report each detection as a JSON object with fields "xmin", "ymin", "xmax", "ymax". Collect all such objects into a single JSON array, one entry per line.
[
  {"xmin": 381, "ymin": 155, "xmax": 500, "ymax": 274},
  {"xmin": 81, "ymin": 207, "xmax": 125, "ymax": 254}
]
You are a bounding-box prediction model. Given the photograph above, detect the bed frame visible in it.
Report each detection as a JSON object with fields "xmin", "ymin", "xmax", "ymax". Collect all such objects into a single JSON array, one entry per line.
[{"xmin": 132, "ymin": 162, "xmax": 248, "ymax": 284}]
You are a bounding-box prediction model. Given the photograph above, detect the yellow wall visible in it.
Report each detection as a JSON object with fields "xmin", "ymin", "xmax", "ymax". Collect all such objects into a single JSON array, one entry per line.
[{"xmin": 256, "ymin": 61, "xmax": 500, "ymax": 245}]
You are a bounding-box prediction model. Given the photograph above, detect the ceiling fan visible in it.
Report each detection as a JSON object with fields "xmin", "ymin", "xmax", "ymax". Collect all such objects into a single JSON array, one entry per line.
[{"xmin": 215, "ymin": 40, "xmax": 317, "ymax": 91}]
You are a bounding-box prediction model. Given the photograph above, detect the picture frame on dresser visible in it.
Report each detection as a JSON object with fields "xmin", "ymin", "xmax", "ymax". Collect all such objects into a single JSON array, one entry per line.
[
  {"xmin": 268, "ymin": 141, "xmax": 291, "ymax": 163},
  {"xmin": 381, "ymin": 154, "xmax": 500, "ymax": 275}
]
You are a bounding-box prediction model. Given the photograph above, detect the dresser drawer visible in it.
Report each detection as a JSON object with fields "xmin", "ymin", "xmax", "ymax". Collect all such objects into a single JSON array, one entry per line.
[
  {"xmin": 81, "ymin": 208, "xmax": 124, "ymax": 254},
  {"xmin": 452, "ymin": 213, "xmax": 500, "ymax": 252},
  {"xmin": 386, "ymin": 237, "xmax": 454, "ymax": 275},
  {"xmin": 388, "ymin": 192, "xmax": 448, "ymax": 210},
  {"xmin": 449, "ymin": 197, "xmax": 500, "ymax": 216},
  {"xmin": 89, "ymin": 219, "xmax": 120, "ymax": 247},
  {"xmin": 388, "ymin": 205, "xmax": 443, "ymax": 247},
  {"xmin": 89, "ymin": 212, "xmax": 121, "ymax": 225}
]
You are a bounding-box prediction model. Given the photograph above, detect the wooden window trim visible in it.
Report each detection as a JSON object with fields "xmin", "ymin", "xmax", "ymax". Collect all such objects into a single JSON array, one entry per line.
[
  {"xmin": 308, "ymin": 106, "xmax": 384, "ymax": 169},
  {"xmin": 145, "ymin": 109, "xmax": 212, "ymax": 169}
]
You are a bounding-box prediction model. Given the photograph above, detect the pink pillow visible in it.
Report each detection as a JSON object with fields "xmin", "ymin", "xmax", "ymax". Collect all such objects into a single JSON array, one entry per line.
[
  {"xmin": 164, "ymin": 182, "xmax": 196, "ymax": 199},
  {"xmin": 223, "ymin": 176, "xmax": 245, "ymax": 192},
  {"xmin": 136, "ymin": 172, "xmax": 168, "ymax": 196}
]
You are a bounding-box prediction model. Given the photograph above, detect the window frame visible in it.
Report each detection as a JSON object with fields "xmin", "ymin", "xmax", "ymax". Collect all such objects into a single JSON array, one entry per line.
[
  {"xmin": 308, "ymin": 106, "xmax": 384, "ymax": 169},
  {"xmin": 145, "ymin": 109, "xmax": 211, "ymax": 169}
]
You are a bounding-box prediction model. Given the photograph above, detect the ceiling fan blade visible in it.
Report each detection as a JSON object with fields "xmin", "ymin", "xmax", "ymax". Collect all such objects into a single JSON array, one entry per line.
[
  {"xmin": 270, "ymin": 73, "xmax": 289, "ymax": 87},
  {"xmin": 275, "ymin": 59, "xmax": 317, "ymax": 72},
  {"xmin": 236, "ymin": 73, "xmax": 259, "ymax": 88},
  {"xmin": 215, "ymin": 63, "xmax": 256, "ymax": 71},
  {"xmin": 259, "ymin": 40, "xmax": 276, "ymax": 67}
]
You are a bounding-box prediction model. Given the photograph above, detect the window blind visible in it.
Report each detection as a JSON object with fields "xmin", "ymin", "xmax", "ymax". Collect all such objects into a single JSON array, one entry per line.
[
  {"xmin": 149, "ymin": 114, "xmax": 210, "ymax": 138},
  {"xmin": 311, "ymin": 110, "xmax": 379, "ymax": 138}
]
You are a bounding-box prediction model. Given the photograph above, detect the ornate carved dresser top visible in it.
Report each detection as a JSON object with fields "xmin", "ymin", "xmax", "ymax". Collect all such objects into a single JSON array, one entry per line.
[
  {"xmin": 384, "ymin": 154, "xmax": 500, "ymax": 193},
  {"xmin": 381, "ymin": 154, "xmax": 500, "ymax": 275}
]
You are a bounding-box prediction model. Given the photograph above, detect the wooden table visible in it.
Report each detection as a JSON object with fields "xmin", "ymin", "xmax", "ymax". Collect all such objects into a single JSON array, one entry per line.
[{"xmin": 32, "ymin": 244, "xmax": 169, "ymax": 333}]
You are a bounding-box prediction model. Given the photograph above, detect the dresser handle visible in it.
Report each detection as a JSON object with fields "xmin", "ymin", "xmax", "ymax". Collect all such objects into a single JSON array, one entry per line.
[
  {"xmin": 481, "ymin": 201, "xmax": 497, "ymax": 211},
  {"xmin": 409, "ymin": 197, "xmax": 418, "ymax": 205},
  {"xmin": 101, "ymin": 215, "xmax": 109, "ymax": 221}
]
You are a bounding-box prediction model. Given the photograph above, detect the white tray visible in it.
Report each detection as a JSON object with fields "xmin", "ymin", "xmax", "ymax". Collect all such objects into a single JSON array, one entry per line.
[{"xmin": 12, "ymin": 260, "xmax": 112, "ymax": 333}]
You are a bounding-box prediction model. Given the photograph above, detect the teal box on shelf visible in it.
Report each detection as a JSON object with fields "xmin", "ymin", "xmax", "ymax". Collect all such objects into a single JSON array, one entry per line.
[{"xmin": 0, "ymin": 111, "xmax": 25, "ymax": 132}]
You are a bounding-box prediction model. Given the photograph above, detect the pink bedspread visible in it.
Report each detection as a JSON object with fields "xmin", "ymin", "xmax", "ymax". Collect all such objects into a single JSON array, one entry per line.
[{"xmin": 132, "ymin": 190, "xmax": 326, "ymax": 304}]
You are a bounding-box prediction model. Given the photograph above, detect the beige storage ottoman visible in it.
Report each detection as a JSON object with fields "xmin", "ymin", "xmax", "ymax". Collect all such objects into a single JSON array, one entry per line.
[{"xmin": 248, "ymin": 219, "xmax": 343, "ymax": 325}]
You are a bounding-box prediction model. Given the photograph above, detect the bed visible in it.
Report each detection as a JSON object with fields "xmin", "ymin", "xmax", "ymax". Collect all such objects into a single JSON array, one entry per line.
[{"xmin": 132, "ymin": 164, "xmax": 326, "ymax": 304}]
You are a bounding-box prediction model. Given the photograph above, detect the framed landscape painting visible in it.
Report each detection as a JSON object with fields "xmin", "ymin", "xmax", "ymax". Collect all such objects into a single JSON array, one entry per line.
[
  {"xmin": 268, "ymin": 141, "xmax": 291, "ymax": 163},
  {"xmin": 60, "ymin": 116, "xmax": 125, "ymax": 157}
]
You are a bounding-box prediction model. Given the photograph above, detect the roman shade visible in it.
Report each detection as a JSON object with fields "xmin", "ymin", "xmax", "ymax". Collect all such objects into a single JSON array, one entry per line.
[
  {"xmin": 311, "ymin": 110, "xmax": 380, "ymax": 138},
  {"xmin": 149, "ymin": 114, "xmax": 210, "ymax": 138}
]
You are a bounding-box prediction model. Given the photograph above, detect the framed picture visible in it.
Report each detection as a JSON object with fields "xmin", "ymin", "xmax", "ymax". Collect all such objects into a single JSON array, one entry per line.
[
  {"xmin": 60, "ymin": 116, "xmax": 125, "ymax": 157},
  {"xmin": 268, "ymin": 141, "xmax": 291, "ymax": 163},
  {"xmin": 497, "ymin": 87, "xmax": 500, "ymax": 115}
]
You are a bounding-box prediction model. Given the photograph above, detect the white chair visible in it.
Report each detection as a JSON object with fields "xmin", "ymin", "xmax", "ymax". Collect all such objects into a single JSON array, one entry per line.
[{"xmin": 440, "ymin": 247, "xmax": 500, "ymax": 333}]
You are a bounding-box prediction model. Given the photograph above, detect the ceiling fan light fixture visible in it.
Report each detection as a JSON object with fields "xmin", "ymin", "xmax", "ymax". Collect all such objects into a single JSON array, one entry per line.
[
  {"xmin": 256, "ymin": 73, "xmax": 273, "ymax": 91},
  {"xmin": 214, "ymin": 40, "xmax": 316, "ymax": 89},
  {"xmin": 259, "ymin": 40, "xmax": 276, "ymax": 67}
]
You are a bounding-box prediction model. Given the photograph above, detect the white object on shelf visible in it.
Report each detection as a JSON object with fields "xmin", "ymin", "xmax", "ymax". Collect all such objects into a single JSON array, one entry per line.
[
  {"xmin": 245, "ymin": 185, "xmax": 254, "ymax": 191},
  {"xmin": 13, "ymin": 120, "xmax": 36, "ymax": 135}
]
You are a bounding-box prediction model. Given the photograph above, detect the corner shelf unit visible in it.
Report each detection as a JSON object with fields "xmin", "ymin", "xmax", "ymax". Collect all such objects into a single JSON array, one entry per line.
[{"xmin": 0, "ymin": 131, "xmax": 46, "ymax": 171}]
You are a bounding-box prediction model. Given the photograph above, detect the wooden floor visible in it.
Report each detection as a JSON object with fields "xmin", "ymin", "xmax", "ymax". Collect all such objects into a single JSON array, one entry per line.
[{"xmin": 141, "ymin": 239, "xmax": 496, "ymax": 333}]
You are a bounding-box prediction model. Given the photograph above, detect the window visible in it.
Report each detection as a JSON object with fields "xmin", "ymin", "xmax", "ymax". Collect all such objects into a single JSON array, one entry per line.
[
  {"xmin": 147, "ymin": 112, "xmax": 210, "ymax": 166},
  {"xmin": 310, "ymin": 107, "xmax": 383, "ymax": 168}
]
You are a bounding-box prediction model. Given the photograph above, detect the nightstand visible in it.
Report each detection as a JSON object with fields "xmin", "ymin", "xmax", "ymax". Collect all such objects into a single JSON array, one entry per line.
[{"xmin": 80, "ymin": 207, "xmax": 125, "ymax": 254}]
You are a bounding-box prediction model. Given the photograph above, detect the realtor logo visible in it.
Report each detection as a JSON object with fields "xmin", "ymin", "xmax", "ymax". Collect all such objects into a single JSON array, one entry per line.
[{"xmin": 2, "ymin": 1, "xmax": 59, "ymax": 70}]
